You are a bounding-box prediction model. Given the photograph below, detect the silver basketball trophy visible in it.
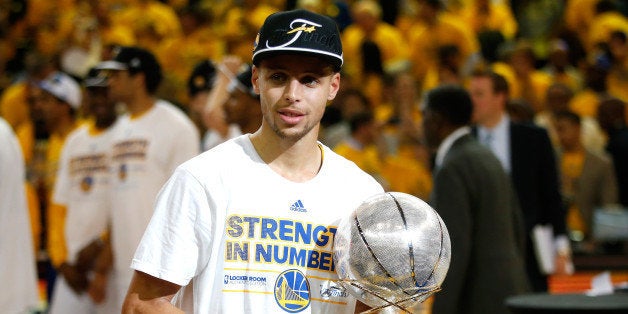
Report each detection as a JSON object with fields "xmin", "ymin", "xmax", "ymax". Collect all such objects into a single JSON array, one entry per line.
[{"xmin": 333, "ymin": 192, "xmax": 451, "ymax": 313}]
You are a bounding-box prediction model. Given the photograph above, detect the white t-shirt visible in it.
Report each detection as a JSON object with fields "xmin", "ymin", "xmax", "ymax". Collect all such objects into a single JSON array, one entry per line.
[
  {"xmin": 53, "ymin": 124, "xmax": 114, "ymax": 261},
  {"xmin": 109, "ymin": 100, "xmax": 200, "ymax": 291},
  {"xmin": 0, "ymin": 118, "xmax": 39, "ymax": 313},
  {"xmin": 132, "ymin": 135, "xmax": 384, "ymax": 314}
]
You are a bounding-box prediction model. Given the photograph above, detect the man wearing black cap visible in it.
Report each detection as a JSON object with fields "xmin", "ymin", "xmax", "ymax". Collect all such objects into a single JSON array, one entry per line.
[
  {"xmin": 95, "ymin": 46, "xmax": 200, "ymax": 310},
  {"xmin": 187, "ymin": 56, "xmax": 245, "ymax": 151},
  {"xmin": 123, "ymin": 9, "xmax": 384, "ymax": 314},
  {"xmin": 223, "ymin": 64, "xmax": 263, "ymax": 134}
]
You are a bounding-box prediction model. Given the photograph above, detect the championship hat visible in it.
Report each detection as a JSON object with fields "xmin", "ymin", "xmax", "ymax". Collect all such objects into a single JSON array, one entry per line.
[
  {"xmin": 252, "ymin": 9, "xmax": 343, "ymax": 71},
  {"xmin": 38, "ymin": 71, "xmax": 82, "ymax": 109}
]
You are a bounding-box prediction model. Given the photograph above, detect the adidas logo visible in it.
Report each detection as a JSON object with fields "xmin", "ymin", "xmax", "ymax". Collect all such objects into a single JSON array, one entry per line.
[{"xmin": 290, "ymin": 200, "xmax": 307, "ymax": 212}]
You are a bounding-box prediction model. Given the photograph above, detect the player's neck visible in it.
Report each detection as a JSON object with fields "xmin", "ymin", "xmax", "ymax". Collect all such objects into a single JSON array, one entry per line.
[
  {"xmin": 128, "ymin": 95, "xmax": 156, "ymax": 119},
  {"xmin": 249, "ymin": 129, "xmax": 323, "ymax": 182}
]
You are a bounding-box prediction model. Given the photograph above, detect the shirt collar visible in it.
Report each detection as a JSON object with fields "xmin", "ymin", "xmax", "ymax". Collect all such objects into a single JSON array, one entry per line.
[{"xmin": 435, "ymin": 126, "xmax": 470, "ymax": 168}]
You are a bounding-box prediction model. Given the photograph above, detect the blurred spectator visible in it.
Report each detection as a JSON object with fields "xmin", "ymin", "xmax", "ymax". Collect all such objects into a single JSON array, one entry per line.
[
  {"xmin": 320, "ymin": 88, "xmax": 370, "ymax": 149},
  {"xmin": 596, "ymin": 97, "xmax": 628, "ymax": 207},
  {"xmin": 510, "ymin": 0, "xmax": 565, "ymax": 60},
  {"xmin": 47, "ymin": 67, "xmax": 118, "ymax": 314},
  {"xmin": 606, "ymin": 30, "xmax": 628, "ymax": 107},
  {"xmin": 224, "ymin": 65, "xmax": 262, "ymax": 134},
  {"xmin": 219, "ymin": 0, "xmax": 279, "ymax": 61},
  {"xmin": 334, "ymin": 111, "xmax": 390, "ymax": 189},
  {"xmin": 422, "ymin": 44, "xmax": 464, "ymax": 92},
  {"xmin": 586, "ymin": 0, "xmax": 628, "ymax": 53},
  {"xmin": 112, "ymin": 0, "xmax": 182, "ymax": 52},
  {"xmin": 536, "ymin": 83, "xmax": 607, "ymax": 154},
  {"xmin": 461, "ymin": 0, "xmax": 518, "ymax": 40},
  {"xmin": 342, "ymin": 0, "xmax": 410, "ymax": 106},
  {"xmin": 95, "ymin": 46, "xmax": 200, "ymax": 310},
  {"xmin": 407, "ymin": 0, "xmax": 478, "ymax": 87},
  {"xmin": 0, "ymin": 116, "xmax": 40, "ymax": 314},
  {"xmin": 423, "ymin": 84, "xmax": 529, "ymax": 314},
  {"xmin": 507, "ymin": 41, "xmax": 552, "ymax": 113},
  {"xmin": 192, "ymin": 56, "xmax": 246, "ymax": 151},
  {"xmin": 157, "ymin": 4, "xmax": 226, "ymax": 106},
  {"xmin": 564, "ymin": 0, "xmax": 601, "ymax": 46},
  {"xmin": 469, "ymin": 70, "xmax": 571, "ymax": 291},
  {"xmin": 542, "ymin": 39, "xmax": 584, "ymax": 92},
  {"xmin": 554, "ymin": 110, "xmax": 618, "ymax": 243},
  {"xmin": 569, "ymin": 63, "xmax": 610, "ymax": 118}
]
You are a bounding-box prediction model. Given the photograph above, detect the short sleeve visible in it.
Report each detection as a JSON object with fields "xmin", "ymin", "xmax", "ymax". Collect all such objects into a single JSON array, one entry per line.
[{"xmin": 131, "ymin": 167, "xmax": 212, "ymax": 286}]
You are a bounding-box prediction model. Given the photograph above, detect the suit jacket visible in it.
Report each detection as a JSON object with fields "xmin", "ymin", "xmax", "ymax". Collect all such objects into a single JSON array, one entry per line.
[
  {"xmin": 430, "ymin": 134, "xmax": 529, "ymax": 314},
  {"xmin": 570, "ymin": 150, "xmax": 618, "ymax": 237},
  {"xmin": 606, "ymin": 127, "xmax": 628, "ymax": 207},
  {"xmin": 475, "ymin": 121, "xmax": 566, "ymax": 291}
]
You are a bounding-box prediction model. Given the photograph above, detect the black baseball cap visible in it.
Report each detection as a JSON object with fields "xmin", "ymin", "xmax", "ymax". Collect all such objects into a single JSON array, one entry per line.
[
  {"xmin": 228, "ymin": 64, "xmax": 258, "ymax": 99},
  {"xmin": 252, "ymin": 9, "xmax": 343, "ymax": 72},
  {"xmin": 188, "ymin": 60, "xmax": 217, "ymax": 97},
  {"xmin": 96, "ymin": 46, "xmax": 163, "ymax": 93},
  {"xmin": 83, "ymin": 67, "xmax": 108, "ymax": 88},
  {"xmin": 97, "ymin": 46, "xmax": 161, "ymax": 76}
]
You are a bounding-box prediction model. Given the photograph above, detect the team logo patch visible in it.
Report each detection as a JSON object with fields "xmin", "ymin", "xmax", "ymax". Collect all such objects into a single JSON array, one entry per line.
[
  {"xmin": 274, "ymin": 269, "xmax": 310, "ymax": 313},
  {"xmin": 80, "ymin": 176, "xmax": 93, "ymax": 192},
  {"xmin": 118, "ymin": 164, "xmax": 127, "ymax": 181}
]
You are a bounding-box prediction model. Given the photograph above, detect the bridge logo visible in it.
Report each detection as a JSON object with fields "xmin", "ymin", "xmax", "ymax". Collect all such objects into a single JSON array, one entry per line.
[{"xmin": 274, "ymin": 269, "xmax": 310, "ymax": 312}]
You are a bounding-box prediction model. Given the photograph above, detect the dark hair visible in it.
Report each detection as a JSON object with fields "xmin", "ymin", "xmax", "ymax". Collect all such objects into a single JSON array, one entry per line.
[
  {"xmin": 471, "ymin": 69, "xmax": 509, "ymax": 96},
  {"xmin": 478, "ymin": 30, "xmax": 505, "ymax": 63},
  {"xmin": 554, "ymin": 110, "xmax": 581, "ymax": 126},
  {"xmin": 361, "ymin": 40, "xmax": 384, "ymax": 75},
  {"xmin": 425, "ymin": 84, "xmax": 472, "ymax": 126}
]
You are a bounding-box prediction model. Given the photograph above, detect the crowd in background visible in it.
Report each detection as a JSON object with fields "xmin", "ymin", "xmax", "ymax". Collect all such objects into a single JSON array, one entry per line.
[{"xmin": 2, "ymin": 0, "xmax": 628, "ymax": 313}]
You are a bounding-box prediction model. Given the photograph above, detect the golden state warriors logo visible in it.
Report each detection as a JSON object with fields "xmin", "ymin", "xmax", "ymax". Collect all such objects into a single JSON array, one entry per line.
[
  {"xmin": 118, "ymin": 164, "xmax": 127, "ymax": 181},
  {"xmin": 274, "ymin": 269, "xmax": 310, "ymax": 313},
  {"xmin": 80, "ymin": 176, "xmax": 93, "ymax": 192}
]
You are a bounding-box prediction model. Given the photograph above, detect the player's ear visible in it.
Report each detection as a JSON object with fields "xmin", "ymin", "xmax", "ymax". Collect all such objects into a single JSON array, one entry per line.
[
  {"xmin": 252, "ymin": 65, "xmax": 260, "ymax": 94},
  {"xmin": 327, "ymin": 72, "xmax": 340, "ymax": 101}
]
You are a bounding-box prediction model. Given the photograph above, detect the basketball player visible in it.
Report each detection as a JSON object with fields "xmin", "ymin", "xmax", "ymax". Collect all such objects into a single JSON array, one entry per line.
[
  {"xmin": 0, "ymin": 116, "xmax": 40, "ymax": 313},
  {"xmin": 47, "ymin": 68, "xmax": 118, "ymax": 314},
  {"xmin": 95, "ymin": 46, "xmax": 200, "ymax": 310},
  {"xmin": 122, "ymin": 9, "xmax": 384, "ymax": 314}
]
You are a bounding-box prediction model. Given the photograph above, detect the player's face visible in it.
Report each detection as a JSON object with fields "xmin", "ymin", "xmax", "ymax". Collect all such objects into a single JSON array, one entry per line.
[
  {"xmin": 86, "ymin": 86, "xmax": 117, "ymax": 128},
  {"xmin": 252, "ymin": 55, "xmax": 340, "ymax": 140},
  {"xmin": 105, "ymin": 70, "xmax": 134, "ymax": 103}
]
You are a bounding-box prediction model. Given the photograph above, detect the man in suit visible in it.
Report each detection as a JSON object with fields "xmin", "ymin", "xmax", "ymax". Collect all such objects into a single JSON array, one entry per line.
[
  {"xmin": 469, "ymin": 70, "xmax": 571, "ymax": 292},
  {"xmin": 422, "ymin": 84, "xmax": 529, "ymax": 314}
]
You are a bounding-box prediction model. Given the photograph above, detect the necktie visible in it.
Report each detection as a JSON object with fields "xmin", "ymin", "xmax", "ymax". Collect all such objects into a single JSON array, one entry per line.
[{"xmin": 482, "ymin": 132, "xmax": 493, "ymax": 149}]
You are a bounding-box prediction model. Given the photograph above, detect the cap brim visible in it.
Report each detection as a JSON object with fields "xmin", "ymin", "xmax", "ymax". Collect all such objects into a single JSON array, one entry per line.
[
  {"xmin": 96, "ymin": 60, "xmax": 128, "ymax": 71},
  {"xmin": 84, "ymin": 77, "xmax": 108, "ymax": 87},
  {"xmin": 252, "ymin": 49, "xmax": 342, "ymax": 72}
]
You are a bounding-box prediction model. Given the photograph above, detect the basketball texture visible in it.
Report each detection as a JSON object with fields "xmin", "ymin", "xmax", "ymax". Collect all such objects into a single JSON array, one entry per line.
[{"xmin": 333, "ymin": 192, "xmax": 451, "ymax": 312}]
